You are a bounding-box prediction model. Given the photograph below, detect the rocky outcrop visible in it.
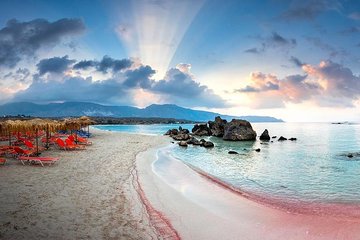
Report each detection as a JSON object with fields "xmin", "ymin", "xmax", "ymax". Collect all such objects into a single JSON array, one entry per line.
[
  {"xmin": 223, "ymin": 119, "xmax": 257, "ymax": 141},
  {"xmin": 192, "ymin": 124, "xmax": 210, "ymax": 136},
  {"xmin": 278, "ymin": 136, "xmax": 287, "ymax": 141},
  {"xmin": 165, "ymin": 127, "xmax": 191, "ymax": 141},
  {"xmin": 208, "ymin": 116, "xmax": 227, "ymax": 137},
  {"xmin": 259, "ymin": 129, "xmax": 270, "ymax": 141}
]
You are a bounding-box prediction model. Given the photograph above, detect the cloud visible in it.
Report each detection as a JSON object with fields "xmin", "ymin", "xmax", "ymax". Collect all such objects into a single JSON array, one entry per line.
[
  {"xmin": 73, "ymin": 56, "xmax": 133, "ymax": 73},
  {"xmin": 246, "ymin": 32, "xmax": 296, "ymax": 54},
  {"xmin": 12, "ymin": 61, "xmax": 227, "ymax": 108},
  {"xmin": 235, "ymin": 60, "xmax": 360, "ymax": 108},
  {"xmin": 280, "ymin": 0, "xmax": 342, "ymax": 21},
  {"xmin": 0, "ymin": 18, "xmax": 85, "ymax": 68},
  {"xmin": 290, "ymin": 56, "xmax": 304, "ymax": 67},
  {"xmin": 349, "ymin": 12, "xmax": 360, "ymax": 20},
  {"xmin": 306, "ymin": 37, "xmax": 346, "ymax": 57},
  {"xmin": 37, "ymin": 55, "xmax": 75, "ymax": 75}
]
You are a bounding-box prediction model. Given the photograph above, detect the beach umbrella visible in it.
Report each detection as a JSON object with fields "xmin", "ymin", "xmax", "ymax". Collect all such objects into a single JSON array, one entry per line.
[{"xmin": 77, "ymin": 116, "xmax": 95, "ymax": 137}]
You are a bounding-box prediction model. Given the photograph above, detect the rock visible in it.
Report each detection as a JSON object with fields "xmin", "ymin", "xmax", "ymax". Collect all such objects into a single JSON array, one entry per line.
[
  {"xmin": 203, "ymin": 141, "xmax": 214, "ymax": 148},
  {"xmin": 289, "ymin": 138, "xmax": 297, "ymax": 141},
  {"xmin": 272, "ymin": 136, "xmax": 277, "ymax": 138},
  {"xmin": 200, "ymin": 139, "xmax": 206, "ymax": 144},
  {"xmin": 172, "ymin": 133, "xmax": 190, "ymax": 141},
  {"xmin": 255, "ymin": 148, "xmax": 261, "ymax": 152},
  {"xmin": 228, "ymin": 150, "xmax": 238, "ymax": 154},
  {"xmin": 348, "ymin": 154, "xmax": 354, "ymax": 158},
  {"xmin": 192, "ymin": 124, "xmax": 210, "ymax": 136},
  {"xmin": 208, "ymin": 116, "xmax": 227, "ymax": 137},
  {"xmin": 223, "ymin": 119, "xmax": 257, "ymax": 141},
  {"xmin": 259, "ymin": 129, "xmax": 270, "ymax": 141},
  {"xmin": 187, "ymin": 137, "xmax": 201, "ymax": 145},
  {"xmin": 164, "ymin": 130, "xmax": 171, "ymax": 135},
  {"xmin": 178, "ymin": 141, "xmax": 188, "ymax": 147},
  {"xmin": 278, "ymin": 136, "xmax": 287, "ymax": 141}
]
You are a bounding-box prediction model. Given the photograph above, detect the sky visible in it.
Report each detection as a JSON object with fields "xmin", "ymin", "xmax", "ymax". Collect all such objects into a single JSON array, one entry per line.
[{"xmin": 0, "ymin": 0, "xmax": 359, "ymax": 122}]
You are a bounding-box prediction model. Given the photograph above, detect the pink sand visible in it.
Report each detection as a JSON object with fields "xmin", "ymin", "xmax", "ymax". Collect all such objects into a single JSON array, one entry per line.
[{"xmin": 136, "ymin": 146, "xmax": 360, "ymax": 240}]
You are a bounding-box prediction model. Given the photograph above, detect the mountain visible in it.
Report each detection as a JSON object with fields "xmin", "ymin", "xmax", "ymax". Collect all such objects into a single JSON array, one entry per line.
[{"xmin": 0, "ymin": 102, "xmax": 283, "ymax": 122}]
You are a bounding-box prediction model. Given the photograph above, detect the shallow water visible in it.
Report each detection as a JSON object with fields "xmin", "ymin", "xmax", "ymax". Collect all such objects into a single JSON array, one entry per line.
[{"xmin": 95, "ymin": 123, "xmax": 360, "ymax": 204}]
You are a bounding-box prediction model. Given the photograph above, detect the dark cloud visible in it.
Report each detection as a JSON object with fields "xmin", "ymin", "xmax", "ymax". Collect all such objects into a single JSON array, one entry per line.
[
  {"xmin": 290, "ymin": 56, "xmax": 304, "ymax": 67},
  {"xmin": 280, "ymin": 0, "xmax": 342, "ymax": 21},
  {"xmin": 73, "ymin": 56, "xmax": 133, "ymax": 73},
  {"xmin": 37, "ymin": 55, "xmax": 75, "ymax": 75},
  {"xmin": 0, "ymin": 18, "xmax": 85, "ymax": 68},
  {"xmin": 73, "ymin": 60, "xmax": 97, "ymax": 70},
  {"xmin": 123, "ymin": 65, "xmax": 155, "ymax": 88},
  {"xmin": 15, "ymin": 75, "xmax": 130, "ymax": 105},
  {"xmin": 12, "ymin": 62, "xmax": 227, "ymax": 108},
  {"xmin": 244, "ymin": 47, "xmax": 263, "ymax": 54},
  {"xmin": 2, "ymin": 68, "xmax": 31, "ymax": 83},
  {"xmin": 246, "ymin": 32, "xmax": 296, "ymax": 54},
  {"xmin": 98, "ymin": 56, "xmax": 133, "ymax": 73}
]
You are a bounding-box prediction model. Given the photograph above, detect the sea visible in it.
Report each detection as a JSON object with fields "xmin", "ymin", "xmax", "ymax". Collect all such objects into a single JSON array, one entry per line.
[{"xmin": 95, "ymin": 123, "xmax": 360, "ymax": 209}]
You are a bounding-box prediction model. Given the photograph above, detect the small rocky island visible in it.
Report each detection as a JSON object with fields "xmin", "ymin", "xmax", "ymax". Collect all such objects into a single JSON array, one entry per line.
[{"xmin": 165, "ymin": 116, "xmax": 257, "ymax": 147}]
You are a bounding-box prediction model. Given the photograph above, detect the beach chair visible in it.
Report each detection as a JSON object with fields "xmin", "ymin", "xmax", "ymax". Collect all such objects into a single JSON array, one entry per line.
[
  {"xmin": 69, "ymin": 135, "xmax": 92, "ymax": 145},
  {"xmin": 13, "ymin": 146, "xmax": 36, "ymax": 157},
  {"xmin": 18, "ymin": 156, "xmax": 59, "ymax": 167},
  {"xmin": 0, "ymin": 158, "xmax": 6, "ymax": 165},
  {"xmin": 65, "ymin": 139, "xmax": 86, "ymax": 150},
  {"xmin": 24, "ymin": 140, "xmax": 46, "ymax": 152}
]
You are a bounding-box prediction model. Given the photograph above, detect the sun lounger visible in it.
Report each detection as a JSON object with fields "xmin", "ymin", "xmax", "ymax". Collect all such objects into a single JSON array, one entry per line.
[
  {"xmin": 18, "ymin": 156, "xmax": 59, "ymax": 167},
  {"xmin": 0, "ymin": 158, "xmax": 6, "ymax": 165}
]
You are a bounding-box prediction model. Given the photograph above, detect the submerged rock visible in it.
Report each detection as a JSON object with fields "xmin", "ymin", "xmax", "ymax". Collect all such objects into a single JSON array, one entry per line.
[
  {"xmin": 255, "ymin": 148, "xmax": 261, "ymax": 152},
  {"xmin": 228, "ymin": 150, "xmax": 238, "ymax": 154},
  {"xmin": 289, "ymin": 137, "xmax": 297, "ymax": 141},
  {"xmin": 278, "ymin": 136, "xmax": 287, "ymax": 141},
  {"xmin": 187, "ymin": 137, "xmax": 201, "ymax": 145},
  {"xmin": 272, "ymin": 136, "xmax": 277, "ymax": 138},
  {"xmin": 259, "ymin": 129, "xmax": 270, "ymax": 141},
  {"xmin": 203, "ymin": 141, "xmax": 214, "ymax": 148},
  {"xmin": 223, "ymin": 119, "xmax": 257, "ymax": 141},
  {"xmin": 348, "ymin": 154, "xmax": 354, "ymax": 158}
]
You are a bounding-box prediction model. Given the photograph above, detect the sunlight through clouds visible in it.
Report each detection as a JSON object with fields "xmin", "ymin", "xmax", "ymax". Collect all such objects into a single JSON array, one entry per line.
[{"xmin": 113, "ymin": 0, "xmax": 205, "ymax": 79}]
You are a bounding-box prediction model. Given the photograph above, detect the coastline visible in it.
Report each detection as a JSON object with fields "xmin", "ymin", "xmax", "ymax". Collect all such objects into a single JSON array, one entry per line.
[
  {"xmin": 136, "ymin": 144, "xmax": 360, "ymax": 240},
  {"xmin": 0, "ymin": 128, "xmax": 169, "ymax": 239}
]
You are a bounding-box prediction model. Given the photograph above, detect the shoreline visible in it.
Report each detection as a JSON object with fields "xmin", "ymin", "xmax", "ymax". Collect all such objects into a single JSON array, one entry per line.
[{"xmin": 136, "ymin": 143, "xmax": 360, "ymax": 240}]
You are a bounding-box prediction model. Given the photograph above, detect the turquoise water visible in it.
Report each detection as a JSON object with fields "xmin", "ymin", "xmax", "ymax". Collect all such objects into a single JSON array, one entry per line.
[{"xmin": 95, "ymin": 123, "xmax": 360, "ymax": 204}]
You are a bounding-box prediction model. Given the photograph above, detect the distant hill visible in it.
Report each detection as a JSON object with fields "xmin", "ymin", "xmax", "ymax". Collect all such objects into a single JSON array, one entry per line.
[{"xmin": 0, "ymin": 102, "xmax": 283, "ymax": 122}]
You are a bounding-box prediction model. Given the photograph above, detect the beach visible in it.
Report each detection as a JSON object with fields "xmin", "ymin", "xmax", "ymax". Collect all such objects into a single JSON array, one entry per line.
[
  {"xmin": 0, "ymin": 128, "xmax": 169, "ymax": 239},
  {"xmin": 1, "ymin": 128, "xmax": 360, "ymax": 240}
]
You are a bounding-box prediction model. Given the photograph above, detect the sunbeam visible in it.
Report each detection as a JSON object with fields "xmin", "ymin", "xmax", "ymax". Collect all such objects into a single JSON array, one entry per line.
[{"xmin": 113, "ymin": 0, "xmax": 205, "ymax": 79}]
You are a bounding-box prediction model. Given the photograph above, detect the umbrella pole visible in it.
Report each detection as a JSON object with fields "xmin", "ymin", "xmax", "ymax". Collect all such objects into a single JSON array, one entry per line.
[
  {"xmin": 8, "ymin": 131, "xmax": 11, "ymax": 146},
  {"xmin": 88, "ymin": 125, "xmax": 90, "ymax": 138},
  {"xmin": 36, "ymin": 129, "xmax": 39, "ymax": 156}
]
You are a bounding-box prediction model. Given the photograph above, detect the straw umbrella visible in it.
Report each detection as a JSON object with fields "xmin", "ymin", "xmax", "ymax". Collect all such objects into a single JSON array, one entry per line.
[{"xmin": 78, "ymin": 116, "xmax": 95, "ymax": 137}]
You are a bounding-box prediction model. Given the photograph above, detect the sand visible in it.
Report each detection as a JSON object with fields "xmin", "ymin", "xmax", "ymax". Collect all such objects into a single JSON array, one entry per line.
[{"xmin": 0, "ymin": 128, "xmax": 169, "ymax": 240}]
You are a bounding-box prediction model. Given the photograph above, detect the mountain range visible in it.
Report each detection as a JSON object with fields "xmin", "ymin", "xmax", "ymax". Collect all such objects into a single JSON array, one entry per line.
[{"xmin": 0, "ymin": 102, "xmax": 283, "ymax": 122}]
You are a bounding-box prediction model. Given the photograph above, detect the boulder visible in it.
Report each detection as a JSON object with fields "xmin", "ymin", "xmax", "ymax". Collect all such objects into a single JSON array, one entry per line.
[
  {"xmin": 203, "ymin": 141, "xmax": 214, "ymax": 148},
  {"xmin": 208, "ymin": 116, "xmax": 227, "ymax": 137},
  {"xmin": 255, "ymin": 148, "xmax": 261, "ymax": 152},
  {"xmin": 278, "ymin": 136, "xmax": 287, "ymax": 141},
  {"xmin": 228, "ymin": 150, "xmax": 238, "ymax": 154},
  {"xmin": 347, "ymin": 154, "xmax": 354, "ymax": 158},
  {"xmin": 192, "ymin": 124, "xmax": 210, "ymax": 136},
  {"xmin": 223, "ymin": 119, "xmax": 257, "ymax": 141},
  {"xmin": 187, "ymin": 137, "xmax": 201, "ymax": 145},
  {"xmin": 172, "ymin": 133, "xmax": 190, "ymax": 141},
  {"xmin": 259, "ymin": 129, "xmax": 270, "ymax": 141},
  {"xmin": 178, "ymin": 141, "xmax": 188, "ymax": 147}
]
